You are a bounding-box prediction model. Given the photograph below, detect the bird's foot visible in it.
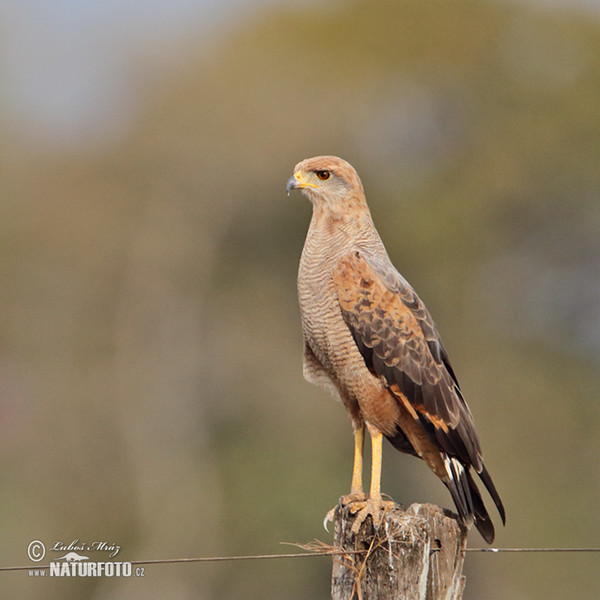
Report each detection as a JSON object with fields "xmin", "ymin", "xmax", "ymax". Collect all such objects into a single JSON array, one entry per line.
[
  {"xmin": 323, "ymin": 492, "xmax": 367, "ymax": 531},
  {"xmin": 348, "ymin": 497, "xmax": 395, "ymax": 535}
]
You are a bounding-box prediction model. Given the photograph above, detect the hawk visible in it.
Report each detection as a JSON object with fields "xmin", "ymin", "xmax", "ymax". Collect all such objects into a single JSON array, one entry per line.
[{"xmin": 287, "ymin": 156, "xmax": 505, "ymax": 543}]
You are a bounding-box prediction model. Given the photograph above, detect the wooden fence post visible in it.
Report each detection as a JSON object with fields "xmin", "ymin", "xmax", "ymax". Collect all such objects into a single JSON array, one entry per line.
[{"xmin": 331, "ymin": 502, "xmax": 467, "ymax": 600}]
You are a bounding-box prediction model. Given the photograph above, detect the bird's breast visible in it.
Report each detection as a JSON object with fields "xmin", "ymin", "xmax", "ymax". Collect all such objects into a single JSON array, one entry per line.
[
  {"xmin": 297, "ymin": 223, "xmax": 402, "ymax": 434},
  {"xmin": 297, "ymin": 229, "xmax": 362, "ymax": 376}
]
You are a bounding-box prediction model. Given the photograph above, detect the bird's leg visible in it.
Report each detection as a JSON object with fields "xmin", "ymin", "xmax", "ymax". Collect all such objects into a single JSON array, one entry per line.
[
  {"xmin": 323, "ymin": 425, "xmax": 367, "ymax": 530},
  {"xmin": 347, "ymin": 424, "xmax": 366, "ymax": 499},
  {"xmin": 349, "ymin": 425, "xmax": 395, "ymax": 534},
  {"xmin": 368, "ymin": 427, "xmax": 383, "ymax": 500}
]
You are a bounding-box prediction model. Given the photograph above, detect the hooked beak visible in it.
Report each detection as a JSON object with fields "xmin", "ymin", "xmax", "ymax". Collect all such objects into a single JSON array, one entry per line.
[
  {"xmin": 286, "ymin": 175, "xmax": 298, "ymax": 196},
  {"xmin": 286, "ymin": 171, "xmax": 319, "ymax": 196}
]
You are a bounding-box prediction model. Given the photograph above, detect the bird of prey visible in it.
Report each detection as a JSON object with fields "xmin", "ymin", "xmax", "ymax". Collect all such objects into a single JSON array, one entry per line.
[{"xmin": 286, "ymin": 156, "xmax": 505, "ymax": 543}]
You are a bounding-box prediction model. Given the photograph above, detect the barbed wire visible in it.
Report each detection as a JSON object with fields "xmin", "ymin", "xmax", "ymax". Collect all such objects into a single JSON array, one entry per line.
[{"xmin": 1, "ymin": 546, "xmax": 598, "ymax": 573}]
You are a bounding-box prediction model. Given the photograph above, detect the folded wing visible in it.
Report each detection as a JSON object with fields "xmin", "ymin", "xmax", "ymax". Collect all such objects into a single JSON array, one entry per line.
[{"xmin": 332, "ymin": 250, "xmax": 505, "ymax": 540}]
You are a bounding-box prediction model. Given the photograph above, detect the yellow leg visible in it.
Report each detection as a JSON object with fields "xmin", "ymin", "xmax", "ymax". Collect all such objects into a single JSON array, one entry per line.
[
  {"xmin": 348, "ymin": 425, "xmax": 395, "ymax": 534},
  {"xmin": 349, "ymin": 425, "xmax": 365, "ymax": 497},
  {"xmin": 323, "ymin": 425, "xmax": 366, "ymax": 530},
  {"xmin": 368, "ymin": 428, "xmax": 383, "ymax": 502}
]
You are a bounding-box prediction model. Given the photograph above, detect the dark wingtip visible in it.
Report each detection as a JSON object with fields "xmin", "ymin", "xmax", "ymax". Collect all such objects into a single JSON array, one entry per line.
[
  {"xmin": 467, "ymin": 469, "xmax": 496, "ymax": 543},
  {"xmin": 445, "ymin": 463, "xmax": 502, "ymax": 544},
  {"xmin": 474, "ymin": 513, "xmax": 496, "ymax": 545},
  {"xmin": 479, "ymin": 465, "xmax": 506, "ymax": 525}
]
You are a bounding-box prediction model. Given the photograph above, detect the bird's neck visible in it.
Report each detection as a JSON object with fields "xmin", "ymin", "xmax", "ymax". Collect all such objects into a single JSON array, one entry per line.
[{"xmin": 303, "ymin": 197, "xmax": 383, "ymax": 260}]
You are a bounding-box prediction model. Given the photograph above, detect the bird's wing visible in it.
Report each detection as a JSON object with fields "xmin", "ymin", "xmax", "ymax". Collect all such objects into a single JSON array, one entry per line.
[{"xmin": 332, "ymin": 250, "xmax": 484, "ymax": 472}]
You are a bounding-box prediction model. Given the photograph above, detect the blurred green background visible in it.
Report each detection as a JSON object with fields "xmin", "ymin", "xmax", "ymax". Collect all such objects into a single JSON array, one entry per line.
[{"xmin": 2, "ymin": 0, "xmax": 600, "ymax": 598}]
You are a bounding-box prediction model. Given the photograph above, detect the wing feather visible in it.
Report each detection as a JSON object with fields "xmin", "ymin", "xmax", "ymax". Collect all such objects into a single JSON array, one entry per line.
[{"xmin": 332, "ymin": 250, "xmax": 483, "ymax": 471}]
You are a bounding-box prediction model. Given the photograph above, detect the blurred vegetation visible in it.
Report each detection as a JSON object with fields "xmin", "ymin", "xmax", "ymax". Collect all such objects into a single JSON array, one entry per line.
[{"xmin": 2, "ymin": 0, "xmax": 600, "ymax": 598}]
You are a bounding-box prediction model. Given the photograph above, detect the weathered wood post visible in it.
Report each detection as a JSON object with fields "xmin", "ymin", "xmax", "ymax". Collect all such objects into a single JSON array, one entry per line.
[{"xmin": 331, "ymin": 502, "xmax": 467, "ymax": 600}]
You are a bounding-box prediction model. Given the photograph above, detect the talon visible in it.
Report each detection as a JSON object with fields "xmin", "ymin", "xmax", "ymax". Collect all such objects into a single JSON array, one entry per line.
[{"xmin": 323, "ymin": 507, "xmax": 337, "ymax": 532}]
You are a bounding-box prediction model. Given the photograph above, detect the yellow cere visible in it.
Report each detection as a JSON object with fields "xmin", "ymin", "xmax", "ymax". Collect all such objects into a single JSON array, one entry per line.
[{"xmin": 294, "ymin": 171, "xmax": 319, "ymax": 189}]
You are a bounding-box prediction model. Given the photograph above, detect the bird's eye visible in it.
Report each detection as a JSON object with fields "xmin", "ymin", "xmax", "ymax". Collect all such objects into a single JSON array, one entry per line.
[{"xmin": 315, "ymin": 170, "xmax": 331, "ymax": 181}]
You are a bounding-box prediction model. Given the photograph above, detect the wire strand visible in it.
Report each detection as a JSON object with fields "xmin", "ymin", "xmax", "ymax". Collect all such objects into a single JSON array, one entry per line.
[
  {"xmin": 0, "ymin": 549, "xmax": 356, "ymax": 573},
  {"xmin": 465, "ymin": 547, "xmax": 600, "ymax": 553},
  {"xmin": 2, "ymin": 547, "xmax": 599, "ymax": 572}
]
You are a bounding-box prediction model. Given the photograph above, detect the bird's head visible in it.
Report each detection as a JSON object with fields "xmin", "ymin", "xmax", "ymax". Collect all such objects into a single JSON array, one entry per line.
[{"xmin": 286, "ymin": 156, "xmax": 365, "ymax": 209}]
